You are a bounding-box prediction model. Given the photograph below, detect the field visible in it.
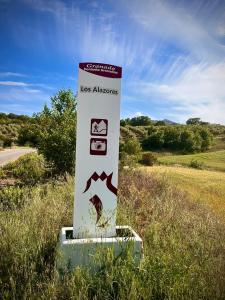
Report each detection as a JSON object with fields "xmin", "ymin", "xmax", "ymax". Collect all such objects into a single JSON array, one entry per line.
[
  {"xmin": 158, "ymin": 150, "xmax": 225, "ymax": 172},
  {"xmin": 143, "ymin": 165, "xmax": 225, "ymax": 220}
]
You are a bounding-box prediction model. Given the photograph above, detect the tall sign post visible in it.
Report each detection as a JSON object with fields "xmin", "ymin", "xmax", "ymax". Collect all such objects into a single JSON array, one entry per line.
[
  {"xmin": 57, "ymin": 63, "xmax": 142, "ymax": 272},
  {"xmin": 73, "ymin": 63, "xmax": 122, "ymax": 238}
]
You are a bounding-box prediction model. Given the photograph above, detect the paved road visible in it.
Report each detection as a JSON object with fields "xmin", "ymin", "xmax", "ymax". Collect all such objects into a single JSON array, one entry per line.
[{"xmin": 0, "ymin": 148, "xmax": 36, "ymax": 166}]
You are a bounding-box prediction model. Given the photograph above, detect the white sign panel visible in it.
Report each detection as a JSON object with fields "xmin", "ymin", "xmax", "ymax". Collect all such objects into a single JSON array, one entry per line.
[{"xmin": 73, "ymin": 63, "xmax": 122, "ymax": 238}]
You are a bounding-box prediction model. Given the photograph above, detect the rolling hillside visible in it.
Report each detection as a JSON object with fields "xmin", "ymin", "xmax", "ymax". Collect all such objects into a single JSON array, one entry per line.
[
  {"xmin": 158, "ymin": 150, "xmax": 225, "ymax": 172},
  {"xmin": 143, "ymin": 165, "xmax": 225, "ymax": 219}
]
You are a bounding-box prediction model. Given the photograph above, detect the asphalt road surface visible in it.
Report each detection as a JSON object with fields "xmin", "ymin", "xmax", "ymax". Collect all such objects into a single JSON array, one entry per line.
[{"xmin": 0, "ymin": 148, "xmax": 36, "ymax": 166}]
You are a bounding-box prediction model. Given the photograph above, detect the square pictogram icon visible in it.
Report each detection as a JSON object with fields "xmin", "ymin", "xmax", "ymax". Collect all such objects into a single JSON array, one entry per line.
[
  {"xmin": 90, "ymin": 138, "xmax": 107, "ymax": 155},
  {"xmin": 91, "ymin": 119, "xmax": 108, "ymax": 136}
]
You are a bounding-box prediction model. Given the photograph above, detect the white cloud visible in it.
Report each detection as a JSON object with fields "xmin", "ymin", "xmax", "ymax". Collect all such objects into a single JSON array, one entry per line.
[
  {"xmin": 0, "ymin": 85, "xmax": 51, "ymax": 115},
  {"xmin": 0, "ymin": 81, "xmax": 30, "ymax": 87},
  {"xmin": 0, "ymin": 80, "xmax": 53, "ymax": 90},
  {"xmin": 124, "ymin": 0, "xmax": 225, "ymax": 63},
  {"xmin": 5, "ymin": 0, "xmax": 225, "ymax": 123},
  {"xmin": 0, "ymin": 86, "xmax": 50, "ymax": 101},
  {"xmin": 0, "ymin": 72, "xmax": 26, "ymax": 77},
  {"xmin": 137, "ymin": 63, "xmax": 225, "ymax": 124}
]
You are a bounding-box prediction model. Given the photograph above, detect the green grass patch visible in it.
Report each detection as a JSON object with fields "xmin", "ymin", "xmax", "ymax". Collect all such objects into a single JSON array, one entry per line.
[{"xmin": 158, "ymin": 150, "xmax": 225, "ymax": 172}]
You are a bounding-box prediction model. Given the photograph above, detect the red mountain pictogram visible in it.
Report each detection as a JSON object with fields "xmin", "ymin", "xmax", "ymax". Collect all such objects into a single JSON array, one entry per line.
[{"xmin": 83, "ymin": 172, "xmax": 117, "ymax": 195}]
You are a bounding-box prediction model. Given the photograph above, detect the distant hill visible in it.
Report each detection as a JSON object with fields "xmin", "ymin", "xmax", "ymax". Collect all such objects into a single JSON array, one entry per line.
[
  {"xmin": 0, "ymin": 112, "xmax": 33, "ymax": 147},
  {"xmin": 162, "ymin": 119, "xmax": 178, "ymax": 125}
]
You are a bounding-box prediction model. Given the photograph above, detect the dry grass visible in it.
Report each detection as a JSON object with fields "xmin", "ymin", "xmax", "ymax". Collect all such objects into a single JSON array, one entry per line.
[
  {"xmin": 143, "ymin": 165, "xmax": 225, "ymax": 219},
  {"xmin": 0, "ymin": 171, "xmax": 225, "ymax": 299}
]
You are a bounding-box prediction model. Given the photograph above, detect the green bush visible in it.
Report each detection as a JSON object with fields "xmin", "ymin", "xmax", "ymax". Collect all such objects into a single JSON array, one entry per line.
[
  {"xmin": 2, "ymin": 136, "xmax": 13, "ymax": 147},
  {"xmin": 0, "ymin": 186, "xmax": 30, "ymax": 210},
  {"xmin": 18, "ymin": 124, "xmax": 40, "ymax": 146},
  {"xmin": 0, "ymin": 167, "xmax": 5, "ymax": 178},
  {"xmin": 142, "ymin": 152, "xmax": 157, "ymax": 166},
  {"xmin": 189, "ymin": 159, "xmax": 204, "ymax": 169},
  {"xmin": 120, "ymin": 153, "xmax": 139, "ymax": 168},
  {"xmin": 142, "ymin": 130, "xmax": 164, "ymax": 150},
  {"xmin": 4, "ymin": 153, "xmax": 45, "ymax": 185},
  {"xmin": 123, "ymin": 139, "xmax": 141, "ymax": 155},
  {"xmin": 120, "ymin": 139, "xmax": 142, "ymax": 168}
]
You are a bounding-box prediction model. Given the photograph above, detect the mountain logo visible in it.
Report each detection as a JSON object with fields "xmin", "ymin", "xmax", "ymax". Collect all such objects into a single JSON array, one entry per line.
[{"xmin": 83, "ymin": 171, "xmax": 117, "ymax": 195}]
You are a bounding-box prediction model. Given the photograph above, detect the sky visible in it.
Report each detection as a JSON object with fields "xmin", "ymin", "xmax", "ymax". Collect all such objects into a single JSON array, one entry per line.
[{"xmin": 0, "ymin": 0, "xmax": 225, "ymax": 124}]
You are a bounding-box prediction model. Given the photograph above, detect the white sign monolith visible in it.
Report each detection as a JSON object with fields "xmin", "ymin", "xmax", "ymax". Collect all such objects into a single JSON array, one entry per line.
[{"xmin": 73, "ymin": 62, "xmax": 122, "ymax": 238}]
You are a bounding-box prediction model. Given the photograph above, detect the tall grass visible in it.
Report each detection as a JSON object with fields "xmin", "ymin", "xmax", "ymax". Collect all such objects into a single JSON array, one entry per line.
[{"xmin": 0, "ymin": 171, "xmax": 225, "ymax": 299}]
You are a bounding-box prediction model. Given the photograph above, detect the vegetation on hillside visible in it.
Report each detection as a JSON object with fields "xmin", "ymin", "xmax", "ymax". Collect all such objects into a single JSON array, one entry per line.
[
  {"xmin": 158, "ymin": 150, "xmax": 225, "ymax": 172},
  {"xmin": 0, "ymin": 112, "xmax": 33, "ymax": 147},
  {"xmin": 144, "ymin": 165, "xmax": 225, "ymax": 218},
  {"xmin": 1, "ymin": 99, "xmax": 224, "ymax": 158}
]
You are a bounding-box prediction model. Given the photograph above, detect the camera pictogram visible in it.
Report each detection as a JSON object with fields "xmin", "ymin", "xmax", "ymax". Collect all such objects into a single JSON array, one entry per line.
[{"xmin": 90, "ymin": 138, "xmax": 107, "ymax": 155}]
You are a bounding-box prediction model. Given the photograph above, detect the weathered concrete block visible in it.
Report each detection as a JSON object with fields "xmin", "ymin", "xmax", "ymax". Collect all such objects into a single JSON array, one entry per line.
[{"xmin": 57, "ymin": 225, "xmax": 143, "ymax": 273}]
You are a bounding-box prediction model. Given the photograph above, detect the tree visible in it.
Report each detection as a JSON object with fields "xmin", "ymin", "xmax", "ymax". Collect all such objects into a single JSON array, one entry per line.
[
  {"xmin": 186, "ymin": 118, "xmax": 201, "ymax": 125},
  {"xmin": 180, "ymin": 130, "xmax": 202, "ymax": 152},
  {"xmin": 163, "ymin": 127, "xmax": 180, "ymax": 150},
  {"xmin": 155, "ymin": 120, "xmax": 166, "ymax": 126},
  {"xmin": 199, "ymin": 128, "xmax": 213, "ymax": 151},
  {"xmin": 142, "ymin": 130, "xmax": 164, "ymax": 150},
  {"xmin": 129, "ymin": 116, "xmax": 152, "ymax": 126},
  {"xmin": 120, "ymin": 119, "xmax": 126, "ymax": 127},
  {"xmin": 36, "ymin": 89, "xmax": 76, "ymax": 174},
  {"xmin": 18, "ymin": 124, "xmax": 40, "ymax": 146}
]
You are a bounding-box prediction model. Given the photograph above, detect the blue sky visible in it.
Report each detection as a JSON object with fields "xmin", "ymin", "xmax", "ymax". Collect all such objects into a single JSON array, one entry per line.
[{"xmin": 0, "ymin": 0, "xmax": 225, "ymax": 124}]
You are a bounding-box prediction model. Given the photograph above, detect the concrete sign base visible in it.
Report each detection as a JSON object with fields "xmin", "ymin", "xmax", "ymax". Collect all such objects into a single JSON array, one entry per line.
[{"xmin": 57, "ymin": 226, "xmax": 143, "ymax": 273}]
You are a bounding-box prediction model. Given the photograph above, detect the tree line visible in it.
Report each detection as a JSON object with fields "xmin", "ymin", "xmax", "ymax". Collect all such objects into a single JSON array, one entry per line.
[
  {"xmin": 0, "ymin": 89, "xmax": 218, "ymax": 173},
  {"xmin": 142, "ymin": 125, "xmax": 213, "ymax": 153}
]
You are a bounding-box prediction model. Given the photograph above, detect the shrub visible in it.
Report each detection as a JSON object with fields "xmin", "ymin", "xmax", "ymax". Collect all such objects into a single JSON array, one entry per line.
[
  {"xmin": 199, "ymin": 128, "xmax": 213, "ymax": 151},
  {"xmin": 4, "ymin": 153, "xmax": 45, "ymax": 185},
  {"xmin": 3, "ymin": 136, "xmax": 13, "ymax": 147},
  {"xmin": 189, "ymin": 159, "xmax": 204, "ymax": 169},
  {"xmin": 120, "ymin": 139, "xmax": 142, "ymax": 168},
  {"xmin": 123, "ymin": 139, "xmax": 141, "ymax": 156},
  {"xmin": 120, "ymin": 126, "xmax": 137, "ymax": 142},
  {"xmin": 18, "ymin": 124, "xmax": 40, "ymax": 146},
  {"xmin": 127, "ymin": 126, "xmax": 147, "ymax": 140},
  {"xmin": 142, "ymin": 152, "xmax": 157, "ymax": 166},
  {"xmin": 0, "ymin": 186, "xmax": 30, "ymax": 210},
  {"xmin": 0, "ymin": 167, "xmax": 5, "ymax": 178},
  {"xmin": 142, "ymin": 130, "xmax": 164, "ymax": 150},
  {"xmin": 120, "ymin": 153, "xmax": 139, "ymax": 168}
]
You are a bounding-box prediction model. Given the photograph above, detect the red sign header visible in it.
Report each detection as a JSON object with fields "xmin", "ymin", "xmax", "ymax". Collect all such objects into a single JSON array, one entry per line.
[{"xmin": 79, "ymin": 62, "xmax": 122, "ymax": 78}]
